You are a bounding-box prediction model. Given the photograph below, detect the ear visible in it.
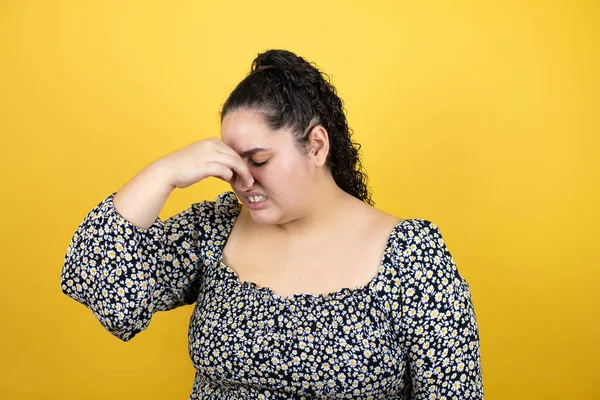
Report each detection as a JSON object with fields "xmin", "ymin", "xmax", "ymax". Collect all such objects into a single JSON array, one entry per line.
[{"xmin": 307, "ymin": 124, "xmax": 329, "ymax": 167}]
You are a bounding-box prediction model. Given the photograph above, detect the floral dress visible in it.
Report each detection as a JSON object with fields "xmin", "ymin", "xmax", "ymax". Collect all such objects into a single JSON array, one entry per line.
[{"xmin": 60, "ymin": 191, "xmax": 484, "ymax": 399}]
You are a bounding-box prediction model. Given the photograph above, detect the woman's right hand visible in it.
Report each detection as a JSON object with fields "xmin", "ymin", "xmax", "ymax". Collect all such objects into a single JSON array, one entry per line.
[
  {"xmin": 113, "ymin": 138, "xmax": 252, "ymax": 230},
  {"xmin": 159, "ymin": 138, "xmax": 254, "ymax": 190}
]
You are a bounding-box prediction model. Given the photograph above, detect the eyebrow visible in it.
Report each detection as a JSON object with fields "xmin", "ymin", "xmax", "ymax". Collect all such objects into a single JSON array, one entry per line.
[{"xmin": 239, "ymin": 148, "xmax": 270, "ymax": 158}]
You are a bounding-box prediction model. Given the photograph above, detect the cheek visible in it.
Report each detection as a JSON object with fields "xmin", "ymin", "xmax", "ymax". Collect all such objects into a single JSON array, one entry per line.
[{"xmin": 259, "ymin": 161, "xmax": 311, "ymax": 198}]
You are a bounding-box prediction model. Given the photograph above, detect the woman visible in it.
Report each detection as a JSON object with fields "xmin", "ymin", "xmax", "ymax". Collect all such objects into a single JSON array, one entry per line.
[{"xmin": 61, "ymin": 49, "xmax": 484, "ymax": 399}]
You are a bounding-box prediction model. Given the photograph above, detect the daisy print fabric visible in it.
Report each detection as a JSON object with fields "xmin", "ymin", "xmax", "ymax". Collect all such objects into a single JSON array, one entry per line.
[{"xmin": 61, "ymin": 191, "xmax": 484, "ymax": 399}]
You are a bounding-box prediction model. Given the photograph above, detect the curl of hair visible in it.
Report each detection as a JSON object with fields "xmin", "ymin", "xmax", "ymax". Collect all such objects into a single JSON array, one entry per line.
[{"xmin": 221, "ymin": 49, "xmax": 373, "ymax": 205}]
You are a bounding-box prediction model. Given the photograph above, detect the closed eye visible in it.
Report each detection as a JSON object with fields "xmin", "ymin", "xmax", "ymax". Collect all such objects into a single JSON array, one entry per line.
[{"xmin": 249, "ymin": 160, "xmax": 269, "ymax": 167}]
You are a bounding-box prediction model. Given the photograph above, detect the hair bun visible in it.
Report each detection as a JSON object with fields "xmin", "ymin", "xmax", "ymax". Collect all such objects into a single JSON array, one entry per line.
[{"xmin": 251, "ymin": 49, "xmax": 297, "ymax": 72}]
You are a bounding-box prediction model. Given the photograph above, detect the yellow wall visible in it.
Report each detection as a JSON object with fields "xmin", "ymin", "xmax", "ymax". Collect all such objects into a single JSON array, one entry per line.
[{"xmin": 1, "ymin": 1, "xmax": 598, "ymax": 399}]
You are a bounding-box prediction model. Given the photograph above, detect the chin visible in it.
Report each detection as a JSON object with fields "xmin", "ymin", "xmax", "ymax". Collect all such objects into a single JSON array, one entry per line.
[{"xmin": 247, "ymin": 209, "xmax": 283, "ymax": 225}]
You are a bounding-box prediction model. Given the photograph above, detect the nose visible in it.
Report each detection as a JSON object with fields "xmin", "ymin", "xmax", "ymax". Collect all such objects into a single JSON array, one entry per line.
[
  {"xmin": 231, "ymin": 172, "xmax": 255, "ymax": 192},
  {"xmin": 242, "ymin": 178, "xmax": 255, "ymax": 191}
]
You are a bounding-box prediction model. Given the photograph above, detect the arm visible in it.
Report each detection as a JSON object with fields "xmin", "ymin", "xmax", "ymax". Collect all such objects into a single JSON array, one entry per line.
[
  {"xmin": 112, "ymin": 159, "xmax": 175, "ymax": 229},
  {"xmin": 60, "ymin": 138, "xmax": 253, "ymax": 342},
  {"xmin": 395, "ymin": 219, "xmax": 484, "ymax": 399},
  {"xmin": 60, "ymin": 191, "xmax": 212, "ymax": 342}
]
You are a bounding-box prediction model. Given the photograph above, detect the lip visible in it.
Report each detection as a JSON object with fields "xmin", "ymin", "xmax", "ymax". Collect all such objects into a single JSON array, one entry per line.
[
  {"xmin": 243, "ymin": 193, "xmax": 268, "ymax": 210},
  {"xmin": 243, "ymin": 191, "xmax": 266, "ymax": 198}
]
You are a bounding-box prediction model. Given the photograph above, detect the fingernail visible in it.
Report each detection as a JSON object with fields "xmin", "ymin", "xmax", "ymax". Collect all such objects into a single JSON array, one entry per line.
[{"xmin": 247, "ymin": 178, "xmax": 254, "ymax": 188}]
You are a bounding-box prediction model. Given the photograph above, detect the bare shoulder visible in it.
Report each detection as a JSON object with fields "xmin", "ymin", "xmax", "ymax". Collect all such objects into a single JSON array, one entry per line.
[{"xmin": 347, "ymin": 197, "xmax": 402, "ymax": 239}]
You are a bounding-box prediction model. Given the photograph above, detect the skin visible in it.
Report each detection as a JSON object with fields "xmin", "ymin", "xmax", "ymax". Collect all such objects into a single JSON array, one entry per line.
[
  {"xmin": 220, "ymin": 108, "xmax": 401, "ymax": 296},
  {"xmin": 112, "ymin": 106, "xmax": 401, "ymax": 297},
  {"xmin": 221, "ymin": 108, "xmax": 356, "ymax": 232}
]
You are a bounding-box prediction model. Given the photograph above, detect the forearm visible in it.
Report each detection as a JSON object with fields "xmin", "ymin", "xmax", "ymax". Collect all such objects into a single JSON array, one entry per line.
[{"xmin": 113, "ymin": 160, "xmax": 175, "ymax": 229}]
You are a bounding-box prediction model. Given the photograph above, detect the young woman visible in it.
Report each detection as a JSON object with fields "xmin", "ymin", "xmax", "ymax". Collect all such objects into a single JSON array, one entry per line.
[{"xmin": 61, "ymin": 49, "xmax": 484, "ymax": 399}]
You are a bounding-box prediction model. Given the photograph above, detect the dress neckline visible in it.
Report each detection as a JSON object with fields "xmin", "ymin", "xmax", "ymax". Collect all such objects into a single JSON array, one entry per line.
[{"xmin": 214, "ymin": 191, "xmax": 403, "ymax": 304}]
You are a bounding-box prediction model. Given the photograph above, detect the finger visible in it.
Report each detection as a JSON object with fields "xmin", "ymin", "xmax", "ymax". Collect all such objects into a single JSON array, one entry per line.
[
  {"xmin": 206, "ymin": 140, "xmax": 254, "ymax": 188},
  {"xmin": 202, "ymin": 162, "xmax": 234, "ymax": 183},
  {"xmin": 212, "ymin": 151, "xmax": 254, "ymax": 188},
  {"xmin": 212, "ymin": 140, "xmax": 242, "ymax": 159}
]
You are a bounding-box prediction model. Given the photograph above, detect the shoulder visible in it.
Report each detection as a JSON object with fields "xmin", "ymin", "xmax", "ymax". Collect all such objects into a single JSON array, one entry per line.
[
  {"xmin": 393, "ymin": 218, "xmax": 446, "ymax": 249},
  {"xmin": 389, "ymin": 218, "xmax": 460, "ymax": 280},
  {"xmin": 348, "ymin": 199, "xmax": 402, "ymax": 241},
  {"xmin": 403, "ymin": 218, "xmax": 443, "ymax": 242},
  {"xmin": 188, "ymin": 191, "xmax": 241, "ymax": 221},
  {"xmin": 386, "ymin": 218, "xmax": 471, "ymax": 318},
  {"xmin": 164, "ymin": 191, "xmax": 240, "ymax": 236}
]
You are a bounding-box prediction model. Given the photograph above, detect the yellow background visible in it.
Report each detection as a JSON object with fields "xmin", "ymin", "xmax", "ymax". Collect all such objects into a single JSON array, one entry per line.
[{"xmin": 1, "ymin": 1, "xmax": 598, "ymax": 399}]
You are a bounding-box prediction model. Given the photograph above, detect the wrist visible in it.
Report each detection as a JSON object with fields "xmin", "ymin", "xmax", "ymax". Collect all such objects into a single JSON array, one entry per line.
[{"xmin": 147, "ymin": 159, "xmax": 177, "ymax": 192}]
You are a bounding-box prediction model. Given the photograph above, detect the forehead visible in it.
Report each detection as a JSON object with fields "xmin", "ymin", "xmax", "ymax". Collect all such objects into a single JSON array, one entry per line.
[{"xmin": 221, "ymin": 109, "xmax": 279, "ymax": 152}]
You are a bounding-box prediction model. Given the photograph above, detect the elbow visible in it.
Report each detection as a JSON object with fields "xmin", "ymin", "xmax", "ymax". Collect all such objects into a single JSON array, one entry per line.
[{"xmin": 92, "ymin": 307, "xmax": 150, "ymax": 342}]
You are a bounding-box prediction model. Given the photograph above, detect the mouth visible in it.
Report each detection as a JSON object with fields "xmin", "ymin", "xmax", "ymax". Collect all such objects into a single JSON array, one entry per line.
[
  {"xmin": 244, "ymin": 193, "xmax": 268, "ymax": 209},
  {"xmin": 247, "ymin": 194, "xmax": 267, "ymax": 203}
]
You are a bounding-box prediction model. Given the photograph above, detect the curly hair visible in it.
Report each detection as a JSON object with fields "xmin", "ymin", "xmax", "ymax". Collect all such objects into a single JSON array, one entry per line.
[{"xmin": 220, "ymin": 49, "xmax": 373, "ymax": 205}]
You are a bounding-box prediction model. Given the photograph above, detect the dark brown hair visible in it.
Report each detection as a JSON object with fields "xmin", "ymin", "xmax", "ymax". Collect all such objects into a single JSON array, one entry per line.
[{"xmin": 221, "ymin": 49, "xmax": 373, "ymax": 205}]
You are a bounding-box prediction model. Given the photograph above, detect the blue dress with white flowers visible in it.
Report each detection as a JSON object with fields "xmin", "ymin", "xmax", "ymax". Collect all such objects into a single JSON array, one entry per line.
[{"xmin": 60, "ymin": 191, "xmax": 484, "ymax": 399}]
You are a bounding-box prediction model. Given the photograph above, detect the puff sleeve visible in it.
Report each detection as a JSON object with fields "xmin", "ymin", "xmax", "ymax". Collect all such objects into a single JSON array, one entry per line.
[
  {"xmin": 60, "ymin": 192, "xmax": 215, "ymax": 342},
  {"xmin": 393, "ymin": 219, "xmax": 484, "ymax": 399}
]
